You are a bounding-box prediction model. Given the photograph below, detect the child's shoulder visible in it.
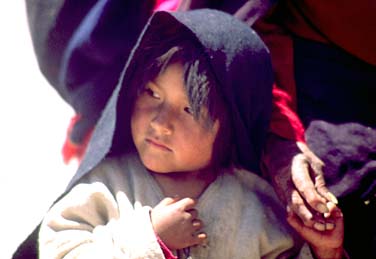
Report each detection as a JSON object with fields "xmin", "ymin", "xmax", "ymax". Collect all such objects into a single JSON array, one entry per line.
[{"xmin": 80, "ymin": 153, "xmax": 142, "ymax": 185}]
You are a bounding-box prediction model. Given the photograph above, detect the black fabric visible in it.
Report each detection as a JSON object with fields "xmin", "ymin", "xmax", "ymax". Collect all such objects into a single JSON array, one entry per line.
[
  {"xmin": 294, "ymin": 36, "xmax": 376, "ymax": 129},
  {"xmin": 306, "ymin": 121, "xmax": 376, "ymax": 202},
  {"xmin": 295, "ymin": 36, "xmax": 376, "ymax": 259},
  {"xmin": 25, "ymin": 0, "xmax": 155, "ymax": 143},
  {"xmin": 306, "ymin": 121, "xmax": 376, "ymax": 259},
  {"xmin": 12, "ymin": 225, "xmax": 40, "ymax": 259}
]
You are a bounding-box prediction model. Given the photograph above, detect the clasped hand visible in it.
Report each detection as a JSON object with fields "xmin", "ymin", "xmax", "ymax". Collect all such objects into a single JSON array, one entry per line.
[
  {"xmin": 151, "ymin": 197, "xmax": 207, "ymax": 250},
  {"xmin": 263, "ymin": 134, "xmax": 345, "ymax": 259}
]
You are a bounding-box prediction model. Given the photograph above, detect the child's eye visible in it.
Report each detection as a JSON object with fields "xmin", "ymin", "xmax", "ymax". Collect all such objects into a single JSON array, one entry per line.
[
  {"xmin": 184, "ymin": 106, "xmax": 194, "ymax": 115},
  {"xmin": 144, "ymin": 88, "xmax": 160, "ymax": 99}
]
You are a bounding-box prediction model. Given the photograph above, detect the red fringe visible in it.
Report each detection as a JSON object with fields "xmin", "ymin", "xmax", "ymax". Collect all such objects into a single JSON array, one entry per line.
[
  {"xmin": 270, "ymin": 85, "xmax": 306, "ymax": 142},
  {"xmin": 61, "ymin": 114, "xmax": 93, "ymax": 164}
]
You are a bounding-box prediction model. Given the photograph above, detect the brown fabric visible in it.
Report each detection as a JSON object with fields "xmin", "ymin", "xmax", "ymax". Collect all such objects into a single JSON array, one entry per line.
[
  {"xmin": 254, "ymin": 13, "xmax": 305, "ymax": 142},
  {"xmin": 274, "ymin": 0, "xmax": 376, "ymax": 65}
]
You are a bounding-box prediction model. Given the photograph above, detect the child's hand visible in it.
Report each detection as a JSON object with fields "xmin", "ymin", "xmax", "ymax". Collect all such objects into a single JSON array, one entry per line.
[
  {"xmin": 151, "ymin": 197, "xmax": 207, "ymax": 250},
  {"xmin": 287, "ymin": 205, "xmax": 345, "ymax": 259}
]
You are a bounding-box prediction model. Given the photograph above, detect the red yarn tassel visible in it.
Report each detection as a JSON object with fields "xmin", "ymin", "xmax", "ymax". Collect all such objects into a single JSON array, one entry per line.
[{"xmin": 61, "ymin": 114, "xmax": 93, "ymax": 164}]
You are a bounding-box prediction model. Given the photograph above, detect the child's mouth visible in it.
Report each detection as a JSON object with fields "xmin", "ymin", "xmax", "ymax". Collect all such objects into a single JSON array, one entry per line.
[{"xmin": 146, "ymin": 138, "xmax": 172, "ymax": 151}]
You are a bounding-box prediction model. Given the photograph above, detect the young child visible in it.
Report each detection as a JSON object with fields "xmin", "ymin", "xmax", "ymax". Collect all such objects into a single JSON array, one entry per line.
[{"xmin": 38, "ymin": 10, "xmax": 344, "ymax": 259}]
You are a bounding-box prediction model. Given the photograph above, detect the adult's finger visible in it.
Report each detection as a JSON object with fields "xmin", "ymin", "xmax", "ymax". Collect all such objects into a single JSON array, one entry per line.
[
  {"xmin": 291, "ymin": 153, "xmax": 329, "ymax": 214},
  {"xmin": 313, "ymin": 171, "xmax": 339, "ymax": 208},
  {"xmin": 268, "ymin": 162, "xmax": 316, "ymax": 226},
  {"xmin": 289, "ymin": 191, "xmax": 338, "ymax": 231},
  {"xmin": 289, "ymin": 190, "xmax": 315, "ymax": 228},
  {"xmin": 298, "ymin": 142, "xmax": 339, "ymax": 209}
]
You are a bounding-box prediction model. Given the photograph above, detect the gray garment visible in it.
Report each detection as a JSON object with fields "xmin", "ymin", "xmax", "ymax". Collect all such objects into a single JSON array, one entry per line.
[{"xmin": 39, "ymin": 154, "xmax": 311, "ymax": 259}]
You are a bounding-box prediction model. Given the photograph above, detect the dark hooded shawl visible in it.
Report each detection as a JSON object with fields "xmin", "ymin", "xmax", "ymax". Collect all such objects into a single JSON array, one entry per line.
[
  {"xmin": 69, "ymin": 9, "xmax": 273, "ymax": 186},
  {"xmin": 26, "ymin": 0, "xmax": 156, "ymax": 143},
  {"xmin": 25, "ymin": 0, "xmax": 275, "ymax": 145},
  {"xmin": 13, "ymin": 9, "xmax": 273, "ymax": 258}
]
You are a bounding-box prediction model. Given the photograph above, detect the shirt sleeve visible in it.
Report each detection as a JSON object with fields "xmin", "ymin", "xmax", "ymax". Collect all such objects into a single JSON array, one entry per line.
[{"xmin": 38, "ymin": 181, "xmax": 165, "ymax": 259}]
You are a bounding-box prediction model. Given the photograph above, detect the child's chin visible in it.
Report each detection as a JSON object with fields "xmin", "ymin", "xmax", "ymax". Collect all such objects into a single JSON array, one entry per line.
[{"xmin": 143, "ymin": 159, "xmax": 174, "ymax": 173}]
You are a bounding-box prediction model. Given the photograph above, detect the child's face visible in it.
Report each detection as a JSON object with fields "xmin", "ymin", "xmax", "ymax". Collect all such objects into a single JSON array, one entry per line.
[{"xmin": 131, "ymin": 62, "xmax": 219, "ymax": 173}]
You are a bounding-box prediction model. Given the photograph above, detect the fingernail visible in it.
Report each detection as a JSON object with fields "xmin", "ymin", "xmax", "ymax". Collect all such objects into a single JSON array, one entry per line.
[
  {"xmin": 193, "ymin": 221, "xmax": 201, "ymax": 227},
  {"xmin": 198, "ymin": 233, "xmax": 207, "ymax": 239},
  {"xmin": 333, "ymin": 209, "xmax": 343, "ymax": 218},
  {"xmin": 327, "ymin": 192, "xmax": 338, "ymax": 204},
  {"xmin": 316, "ymin": 203, "xmax": 329, "ymax": 213},
  {"xmin": 326, "ymin": 222, "xmax": 335, "ymax": 230},
  {"xmin": 313, "ymin": 222, "xmax": 326, "ymax": 231}
]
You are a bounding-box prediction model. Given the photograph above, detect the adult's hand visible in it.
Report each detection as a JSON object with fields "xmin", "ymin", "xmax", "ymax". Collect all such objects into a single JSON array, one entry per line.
[{"xmin": 262, "ymin": 133, "xmax": 338, "ymax": 231}]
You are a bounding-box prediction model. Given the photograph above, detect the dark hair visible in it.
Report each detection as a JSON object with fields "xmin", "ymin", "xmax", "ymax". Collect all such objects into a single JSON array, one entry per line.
[
  {"xmin": 141, "ymin": 45, "xmax": 216, "ymax": 123},
  {"xmin": 123, "ymin": 38, "xmax": 233, "ymax": 169}
]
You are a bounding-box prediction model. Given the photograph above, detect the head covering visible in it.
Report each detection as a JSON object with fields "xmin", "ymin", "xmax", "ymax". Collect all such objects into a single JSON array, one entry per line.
[
  {"xmin": 57, "ymin": 0, "xmax": 155, "ymax": 144},
  {"xmin": 68, "ymin": 9, "xmax": 273, "ymax": 187},
  {"xmin": 26, "ymin": 0, "xmax": 276, "ymax": 163}
]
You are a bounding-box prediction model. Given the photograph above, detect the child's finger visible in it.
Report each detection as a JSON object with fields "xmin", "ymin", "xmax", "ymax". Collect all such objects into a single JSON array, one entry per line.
[
  {"xmin": 330, "ymin": 205, "xmax": 344, "ymax": 219},
  {"xmin": 287, "ymin": 209, "xmax": 344, "ymax": 249},
  {"xmin": 322, "ymin": 203, "xmax": 343, "ymax": 230},
  {"xmin": 156, "ymin": 196, "xmax": 179, "ymax": 207},
  {"xmin": 186, "ymin": 208, "xmax": 198, "ymax": 220},
  {"xmin": 287, "ymin": 211, "xmax": 320, "ymax": 241},
  {"xmin": 323, "ymin": 201, "xmax": 337, "ymax": 218},
  {"xmin": 192, "ymin": 219, "xmax": 203, "ymax": 230},
  {"xmin": 175, "ymin": 197, "xmax": 196, "ymax": 210},
  {"xmin": 194, "ymin": 232, "xmax": 208, "ymax": 246}
]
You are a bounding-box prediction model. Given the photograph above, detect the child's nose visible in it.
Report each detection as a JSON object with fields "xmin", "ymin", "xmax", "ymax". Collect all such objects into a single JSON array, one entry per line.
[{"xmin": 150, "ymin": 104, "xmax": 174, "ymax": 135}]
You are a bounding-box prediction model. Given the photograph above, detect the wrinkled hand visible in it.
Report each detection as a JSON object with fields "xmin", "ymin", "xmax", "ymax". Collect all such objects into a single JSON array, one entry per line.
[
  {"xmin": 262, "ymin": 134, "xmax": 339, "ymax": 231},
  {"xmin": 287, "ymin": 206, "xmax": 344, "ymax": 259},
  {"xmin": 150, "ymin": 197, "xmax": 207, "ymax": 250}
]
